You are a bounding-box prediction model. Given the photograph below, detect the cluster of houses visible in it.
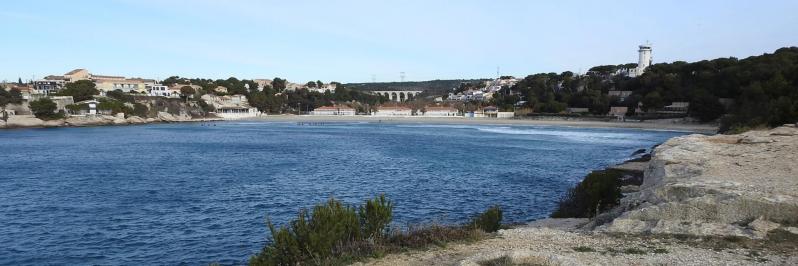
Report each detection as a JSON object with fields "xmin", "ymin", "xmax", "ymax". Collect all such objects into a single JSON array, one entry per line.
[
  {"xmin": 3, "ymin": 69, "xmax": 263, "ymax": 119},
  {"xmin": 446, "ymin": 77, "xmax": 519, "ymax": 103}
]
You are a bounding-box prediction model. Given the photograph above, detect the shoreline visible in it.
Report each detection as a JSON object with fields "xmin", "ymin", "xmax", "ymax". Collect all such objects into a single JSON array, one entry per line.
[
  {"xmin": 248, "ymin": 115, "xmax": 718, "ymax": 134},
  {"xmin": 1, "ymin": 114, "xmax": 718, "ymax": 134},
  {"xmin": 0, "ymin": 115, "xmax": 222, "ymax": 130}
]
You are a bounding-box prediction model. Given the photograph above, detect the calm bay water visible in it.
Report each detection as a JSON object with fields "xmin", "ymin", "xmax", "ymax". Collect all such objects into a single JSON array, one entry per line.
[{"xmin": 0, "ymin": 121, "xmax": 685, "ymax": 264}]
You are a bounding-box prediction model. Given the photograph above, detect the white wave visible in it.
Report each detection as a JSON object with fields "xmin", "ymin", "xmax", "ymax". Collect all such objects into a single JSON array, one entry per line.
[{"xmin": 475, "ymin": 127, "xmax": 643, "ymax": 144}]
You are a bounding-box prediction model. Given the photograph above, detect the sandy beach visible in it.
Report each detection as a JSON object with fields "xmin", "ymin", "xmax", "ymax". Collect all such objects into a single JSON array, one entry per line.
[{"xmin": 248, "ymin": 115, "xmax": 718, "ymax": 134}]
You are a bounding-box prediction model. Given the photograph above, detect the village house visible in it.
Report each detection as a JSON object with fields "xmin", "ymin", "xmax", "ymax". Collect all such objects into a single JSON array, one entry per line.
[
  {"xmin": 32, "ymin": 79, "xmax": 66, "ymax": 95},
  {"xmin": 52, "ymin": 69, "xmax": 157, "ymax": 94},
  {"xmin": 147, "ymin": 84, "xmax": 175, "ymax": 97},
  {"xmin": 312, "ymin": 105, "xmax": 356, "ymax": 116}
]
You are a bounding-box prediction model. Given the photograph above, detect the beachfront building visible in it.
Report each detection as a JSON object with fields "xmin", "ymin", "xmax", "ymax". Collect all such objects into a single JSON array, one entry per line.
[
  {"xmin": 372, "ymin": 106, "xmax": 412, "ymax": 117},
  {"xmin": 567, "ymin": 107, "xmax": 590, "ymax": 114},
  {"xmin": 421, "ymin": 106, "xmax": 459, "ymax": 117},
  {"xmin": 483, "ymin": 106, "xmax": 499, "ymax": 118},
  {"xmin": 609, "ymin": 106, "xmax": 629, "ymax": 121},
  {"xmin": 311, "ymin": 106, "xmax": 356, "ymax": 116},
  {"xmin": 660, "ymin": 102, "xmax": 690, "ymax": 114},
  {"xmin": 200, "ymin": 94, "xmax": 260, "ymax": 119},
  {"xmin": 69, "ymin": 99, "xmax": 101, "ymax": 115}
]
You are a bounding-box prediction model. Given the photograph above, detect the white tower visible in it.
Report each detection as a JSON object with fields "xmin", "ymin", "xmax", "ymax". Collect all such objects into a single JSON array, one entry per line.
[{"xmin": 635, "ymin": 43, "xmax": 652, "ymax": 76}]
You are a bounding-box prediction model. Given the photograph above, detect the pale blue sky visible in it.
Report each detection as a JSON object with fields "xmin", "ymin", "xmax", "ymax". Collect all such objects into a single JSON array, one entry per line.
[{"xmin": 2, "ymin": 0, "xmax": 797, "ymax": 83}]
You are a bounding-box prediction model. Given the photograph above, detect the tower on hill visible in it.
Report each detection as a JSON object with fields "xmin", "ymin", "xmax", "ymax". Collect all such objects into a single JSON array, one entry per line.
[{"xmin": 633, "ymin": 43, "xmax": 653, "ymax": 77}]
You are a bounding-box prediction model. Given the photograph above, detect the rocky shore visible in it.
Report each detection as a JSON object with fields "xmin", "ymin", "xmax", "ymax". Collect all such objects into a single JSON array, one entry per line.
[
  {"xmin": 0, "ymin": 112, "xmax": 218, "ymax": 129},
  {"xmin": 362, "ymin": 125, "xmax": 798, "ymax": 265}
]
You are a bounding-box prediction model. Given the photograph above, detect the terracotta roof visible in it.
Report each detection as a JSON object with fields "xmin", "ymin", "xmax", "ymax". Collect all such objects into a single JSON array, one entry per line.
[
  {"xmin": 377, "ymin": 106, "xmax": 411, "ymax": 111},
  {"xmin": 64, "ymin": 69, "xmax": 85, "ymax": 75},
  {"xmin": 315, "ymin": 106, "xmax": 354, "ymax": 110},
  {"xmin": 425, "ymin": 106, "xmax": 457, "ymax": 111},
  {"xmin": 127, "ymin": 78, "xmax": 156, "ymax": 83},
  {"xmin": 91, "ymin": 74, "xmax": 126, "ymax": 80},
  {"xmin": 44, "ymin": 75, "xmax": 66, "ymax": 80}
]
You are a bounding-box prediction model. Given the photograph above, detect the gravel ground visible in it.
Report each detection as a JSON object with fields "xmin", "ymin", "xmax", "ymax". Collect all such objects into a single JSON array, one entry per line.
[{"xmin": 358, "ymin": 226, "xmax": 797, "ymax": 265}]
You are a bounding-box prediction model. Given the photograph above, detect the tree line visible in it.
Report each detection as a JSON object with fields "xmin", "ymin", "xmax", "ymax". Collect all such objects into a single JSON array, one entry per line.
[{"xmin": 491, "ymin": 47, "xmax": 798, "ymax": 132}]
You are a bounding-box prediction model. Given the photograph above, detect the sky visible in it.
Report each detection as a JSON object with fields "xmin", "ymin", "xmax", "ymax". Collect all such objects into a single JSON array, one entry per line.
[{"xmin": 2, "ymin": 0, "xmax": 797, "ymax": 84}]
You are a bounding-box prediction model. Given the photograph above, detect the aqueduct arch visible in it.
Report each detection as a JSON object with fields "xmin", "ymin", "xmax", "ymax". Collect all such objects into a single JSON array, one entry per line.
[{"xmin": 373, "ymin": 90, "xmax": 424, "ymax": 102}]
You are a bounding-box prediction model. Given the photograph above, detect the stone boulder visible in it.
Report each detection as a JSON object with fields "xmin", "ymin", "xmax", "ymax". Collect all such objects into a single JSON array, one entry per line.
[
  {"xmin": 0, "ymin": 120, "xmax": 6, "ymax": 128},
  {"xmin": 65, "ymin": 115, "xmax": 114, "ymax": 127},
  {"xmin": 126, "ymin": 116, "xmax": 147, "ymax": 124},
  {"xmin": 157, "ymin": 112, "xmax": 179, "ymax": 122},
  {"xmin": 598, "ymin": 127, "xmax": 798, "ymax": 238},
  {"xmin": 42, "ymin": 119, "xmax": 65, "ymax": 127}
]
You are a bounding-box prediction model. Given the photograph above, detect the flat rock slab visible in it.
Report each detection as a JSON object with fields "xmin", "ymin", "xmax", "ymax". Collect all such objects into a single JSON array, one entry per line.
[{"xmin": 609, "ymin": 161, "xmax": 649, "ymax": 172}]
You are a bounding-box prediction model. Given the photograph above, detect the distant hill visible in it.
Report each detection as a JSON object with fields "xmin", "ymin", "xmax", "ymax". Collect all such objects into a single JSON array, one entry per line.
[{"xmin": 346, "ymin": 79, "xmax": 490, "ymax": 95}]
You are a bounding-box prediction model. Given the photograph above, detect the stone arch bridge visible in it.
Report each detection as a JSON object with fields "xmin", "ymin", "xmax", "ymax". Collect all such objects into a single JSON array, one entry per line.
[{"xmin": 372, "ymin": 90, "xmax": 423, "ymax": 102}]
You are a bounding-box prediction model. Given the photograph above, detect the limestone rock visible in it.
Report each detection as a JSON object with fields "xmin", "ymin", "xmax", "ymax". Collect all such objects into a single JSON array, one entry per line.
[
  {"xmin": 126, "ymin": 116, "xmax": 146, "ymax": 124},
  {"xmin": 748, "ymin": 216, "xmax": 781, "ymax": 239},
  {"xmin": 739, "ymin": 135, "xmax": 774, "ymax": 144},
  {"xmin": 157, "ymin": 112, "xmax": 178, "ymax": 122},
  {"xmin": 599, "ymin": 127, "xmax": 798, "ymax": 238},
  {"xmin": 0, "ymin": 120, "xmax": 6, "ymax": 128},
  {"xmin": 145, "ymin": 117, "xmax": 159, "ymax": 123},
  {"xmin": 65, "ymin": 115, "xmax": 114, "ymax": 127},
  {"xmin": 6, "ymin": 115, "xmax": 44, "ymax": 127},
  {"xmin": 42, "ymin": 119, "xmax": 65, "ymax": 127},
  {"xmin": 620, "ymin": 185, "xmax": 640, "ymax": 193},
  {"xmin": 770, "ymin": 126, "xmax": 798, "ymax": 136}
]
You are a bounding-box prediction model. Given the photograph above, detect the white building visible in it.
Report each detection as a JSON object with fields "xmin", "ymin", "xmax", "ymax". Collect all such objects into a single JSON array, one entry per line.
[
  {"xmin": 147, "ymin": 84, "xmax": 176, "ymax": 97},
  {"xmin": 312, "ymin": 106, "xmax": 356, "ymax": 116},
  {"xmin": 200, "ymin": 94, "xmax": 260, "ymax": 119},
  {"xmin": 422, "ymin": 106, "xmax": 459, "ymax": 117},
  {"xmin": 372, "ymin": 106, "xmax": 412, "ymax": 117}
]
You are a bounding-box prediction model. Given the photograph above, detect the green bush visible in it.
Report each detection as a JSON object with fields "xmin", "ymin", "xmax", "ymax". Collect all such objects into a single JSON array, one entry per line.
[
  {"xmin": 551, "ymin": 170, "xmax": 622, "ymax": 218},
  {"xmin": 359, "ymin": 194, "xmax": 393, "ymax": 239},
  {"xmin": 132, "ymin": 103, "xmax": 149, "ymax": 118},
  {"xmin": 470, "ymin": 205, "xmax": 503, "ymax": 233},
  {"xmin": 29, "ymin": 98, "xmax": 63, "ymax": 120},
  {"xmin": 250, "ymin": 196, "xmax": 388, "ymax": 266},
  {"xmin": 250, "ymin": 196, "xmax": 498, "ymax": 266}
]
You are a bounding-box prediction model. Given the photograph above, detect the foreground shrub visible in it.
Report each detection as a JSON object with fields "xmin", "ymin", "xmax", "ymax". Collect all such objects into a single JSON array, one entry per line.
[
  {"xmin": 359, "ymin": 194, "xmax": 393, "ymax": 239},
  {"xmin": 250, "ymin": 196, "xmax": 498, "ymax": 266},
  {"xmin": 551, "ymin": 169, "xmax": 622, "ymax": 218},
  {"xmin": 250, "ymin": 195, "xmax": 390, "ymax": 265},
  {"xmin": 386, "ymin": 224, "xmax": 487, "ymax": 249},
  {"xmin": 469, "ymin": 205, "xmax": 503, "ymax": 233}
]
